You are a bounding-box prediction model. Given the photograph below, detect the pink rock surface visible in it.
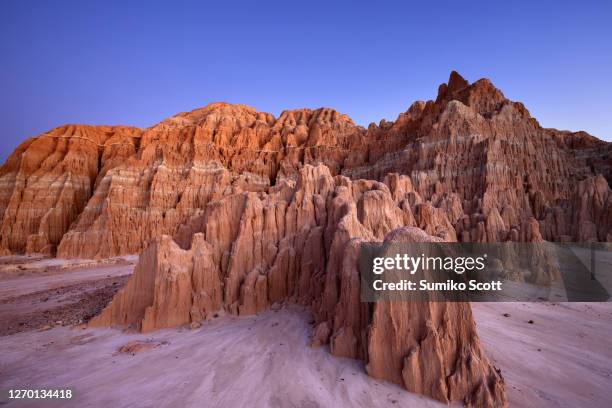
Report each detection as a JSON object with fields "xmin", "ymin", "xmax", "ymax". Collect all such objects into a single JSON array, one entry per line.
[{"xmin": 2, "ymin": 71, "xmax": 611, "ymax": 407}]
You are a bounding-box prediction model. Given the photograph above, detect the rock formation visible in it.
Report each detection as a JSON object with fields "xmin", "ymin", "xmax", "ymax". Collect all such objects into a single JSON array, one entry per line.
[
  {"xmin": 0, "ymin": 125, "xmax": 141, "ymax": 255},
  {"xmin": 1, "ymin": 71, "xmax": 611, "ymax": 406},
  {"xmin": 90, "ymin": 165, "xmax": 506, "ymax": 406},
  {"xmin": 2, "ymin": 72, "xmax": 608, "ymax": 258}
]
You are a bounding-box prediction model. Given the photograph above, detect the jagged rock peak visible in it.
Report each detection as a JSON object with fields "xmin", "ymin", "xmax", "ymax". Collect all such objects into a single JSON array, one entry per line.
[
  {"xmin": 436, "ymin": 71, "xmax": 507, "ymax": 116},
  {"xmin": 0, "ymin": 71, "xmax": 610, "ymax": 258},
  {"xmin": 437, "ymin": 70, "xmax": 469, "ymax": 101},
  {"xmin": 448, "ymin": 70, "xmax": 470, "ymax": 93}
]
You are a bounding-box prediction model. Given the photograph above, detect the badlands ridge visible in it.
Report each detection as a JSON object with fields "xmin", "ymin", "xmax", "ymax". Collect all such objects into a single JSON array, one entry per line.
[{"xmin": 0, "ymin": 72, "xmax": 611, "ymax": 407}]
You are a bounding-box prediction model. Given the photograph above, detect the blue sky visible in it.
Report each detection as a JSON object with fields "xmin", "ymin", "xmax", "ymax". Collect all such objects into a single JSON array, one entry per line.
[{"xmin": 1, "ymin": 0, "xmax": 611, "ymax": 162}]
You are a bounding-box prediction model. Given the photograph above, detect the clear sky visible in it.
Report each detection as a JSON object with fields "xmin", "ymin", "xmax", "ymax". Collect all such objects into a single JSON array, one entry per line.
[{"xmin": 1, "ymin": 0, "xmax": 611, "ymax": 162}]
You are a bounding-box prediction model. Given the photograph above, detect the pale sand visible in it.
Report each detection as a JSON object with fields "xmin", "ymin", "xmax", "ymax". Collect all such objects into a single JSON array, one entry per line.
[
  {"xmin": 1, "ymin": 259, "xmax": 611, "ymax": 407},
  {"xmin": 472, "ymin": 302, "xmax": 612, "ymax": 407},
  {"xmin": 0, "ymin": 263, "xmax": 133, "ymax": 299},
  {"xmin": 0, "ymin": 306, "xmax": 444, "ymax": 408}
]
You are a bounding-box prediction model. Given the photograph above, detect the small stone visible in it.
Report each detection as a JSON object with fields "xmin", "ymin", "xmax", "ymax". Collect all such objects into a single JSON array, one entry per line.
[{"xmin": 118, "ymin": 340, "xmax": 159, "ymax": 354}]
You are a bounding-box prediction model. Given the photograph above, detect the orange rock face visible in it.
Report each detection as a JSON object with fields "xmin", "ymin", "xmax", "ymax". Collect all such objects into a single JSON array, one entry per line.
[
  {"xmin": 90, "ymin": 166, "xmax": 506, "ymax": 405},
  {"xmin": 2, "ymin": 72, "xmax": 611, "ymax": 406},
  {"xmin": 0, "ymin": 125, "xmax": 141, "ymax": 255},
  {"xmin": 2, "ymin": 73, "xmax": 608, "ymax": 257}
]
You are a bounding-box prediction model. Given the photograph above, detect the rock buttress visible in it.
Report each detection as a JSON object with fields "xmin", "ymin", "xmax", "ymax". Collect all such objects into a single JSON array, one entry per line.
[{"xmin": 91, "ymin": 165, "xmax": 506, "ymax": 407}]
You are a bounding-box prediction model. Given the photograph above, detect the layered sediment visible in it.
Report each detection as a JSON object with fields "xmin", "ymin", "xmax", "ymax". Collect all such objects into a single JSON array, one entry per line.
[
  {"xmin": 91, "ymin": 165, "xmax": 507, "ymax": 405},
  {"xmin": 2, "ymin": 72, "xmax": 611, "ymax": 406}
]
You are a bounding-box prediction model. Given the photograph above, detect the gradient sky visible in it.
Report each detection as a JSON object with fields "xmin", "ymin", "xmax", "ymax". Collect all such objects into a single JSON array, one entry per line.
[{"xmin": 1, "ymin": 0, "xmax": 611, "ymax": 162}]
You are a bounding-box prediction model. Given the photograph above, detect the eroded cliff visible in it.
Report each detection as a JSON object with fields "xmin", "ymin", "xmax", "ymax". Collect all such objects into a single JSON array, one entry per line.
[
  {"xmin": 90, "ymin": 165, "xmax": 506, "ymax": 406},
  {"xmin": 2, "ymin": 71, "xmax": 611, "ymax": 406},
  {"xmin": 1, "ymin": 72, "xmax": 608, "ymax": 258}
]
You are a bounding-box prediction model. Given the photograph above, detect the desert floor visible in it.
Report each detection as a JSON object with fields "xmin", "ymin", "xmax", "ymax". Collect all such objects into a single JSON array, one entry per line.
[
  {"xmin": 1, "ymin": 258, "xmax": 611, "ymax": 407},
  {"xmin": 0, "ymin": 256, "xmax": 136, "ymax": 336}
]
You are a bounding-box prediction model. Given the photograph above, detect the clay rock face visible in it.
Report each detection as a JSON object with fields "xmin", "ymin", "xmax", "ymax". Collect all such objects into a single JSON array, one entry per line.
[
  {"xmin": 1, "ymin": 72, "xmax": 610, "ymax": 258},
  {"xmin": 92, "ymin": 165, "xmax": 505, "ymax": 406},
  {"xmin": 343, "ymin": 72, "xmax": 611, "ymax": 245},
  {"xmin": 0, "ymin": 125, "xmax": 141, "ymax": 255},
  {"xmin": 53, "ymin": 104, "xmax": 369, "ymax": 258},
  {"xmin": 90, "ymin": 233, "xmax": 220, "ymax": 331},
  {"xmin": 3, "ymin": 71, "xmax": 612, "ymax": 406},
  {"xmin": 366, "ymin": 228, "xmax": 504, "ymax": 405}
]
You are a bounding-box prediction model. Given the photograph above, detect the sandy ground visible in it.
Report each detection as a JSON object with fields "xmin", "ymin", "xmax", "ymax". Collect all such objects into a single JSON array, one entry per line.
[
  {"xmin": 472, "ymin": 302, "xmax": 612, "ymax": 407},
  {"xmin": 1, "ymin": 257, "xmax": 611, "ymax": 407},
  {"xmin": 0, "ymin": 257, "xmax": 135, "ymax": 336},
  {"xmin": 0, "ymin": 306, "xmax": 445, "ymax": 408},
  {"xmin": 0, "ymin": 255, "xmax": 137, "ymax": 284}
]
